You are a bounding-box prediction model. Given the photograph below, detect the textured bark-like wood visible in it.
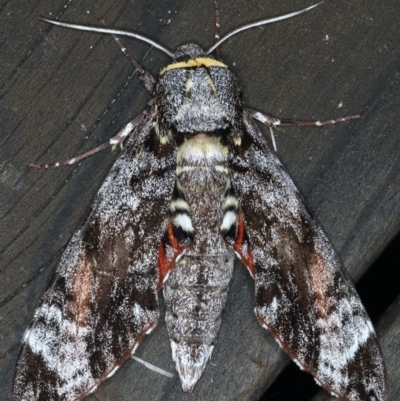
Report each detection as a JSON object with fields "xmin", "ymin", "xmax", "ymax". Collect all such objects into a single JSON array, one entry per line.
[{"xmin": 1, "ymin": 0, "xmax": 399, "ymax": 400}]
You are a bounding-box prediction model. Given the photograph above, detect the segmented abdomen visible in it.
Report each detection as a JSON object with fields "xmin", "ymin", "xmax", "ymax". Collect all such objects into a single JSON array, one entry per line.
[{"xmin": 163, "ymin": 133, "xmax": 236, "ymax": 391}]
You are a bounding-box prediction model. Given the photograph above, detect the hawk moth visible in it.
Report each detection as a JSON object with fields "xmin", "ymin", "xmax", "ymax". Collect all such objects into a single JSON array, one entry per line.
[{"xmin": 13, "ymin": 2, "xmax": 386, "ymax": 401}]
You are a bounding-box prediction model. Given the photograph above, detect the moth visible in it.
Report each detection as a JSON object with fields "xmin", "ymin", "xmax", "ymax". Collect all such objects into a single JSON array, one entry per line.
[{"xmin": 14, "ymin": 2, "xmax": 386, "ymax": 401}]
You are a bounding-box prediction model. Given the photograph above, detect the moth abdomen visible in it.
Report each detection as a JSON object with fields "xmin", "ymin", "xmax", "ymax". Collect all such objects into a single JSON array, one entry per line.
[
  {"xmin": 164, "ymin": 254, "xmax": 234, "ymax": 392},
  {"xmin": 160, "ymin": 129, "xmax": 236, "ymax": 391}
]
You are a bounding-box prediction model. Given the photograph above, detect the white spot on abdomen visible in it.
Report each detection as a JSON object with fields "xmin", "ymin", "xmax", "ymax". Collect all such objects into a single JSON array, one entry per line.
[
  {"xmin": 174, "ymin": 214, "xmax": 194, "ymax": 232},
  {"xmin": 220, "ymin": 211, "xmax": 237, "ymax": 231}
]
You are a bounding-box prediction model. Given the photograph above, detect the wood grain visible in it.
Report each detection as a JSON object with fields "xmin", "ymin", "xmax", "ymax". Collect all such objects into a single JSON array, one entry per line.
[{"xmin": 1, "ymin": 0, "xmax": 399, "ymax": 400}]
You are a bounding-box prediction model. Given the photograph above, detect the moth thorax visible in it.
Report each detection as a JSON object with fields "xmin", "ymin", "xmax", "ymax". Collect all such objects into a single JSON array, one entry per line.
[
  {"xmin": 157, "ymin": 55, "xmax": 240, "ymax": 133},
  {"xmin": 176, "ymin": 134, "xmax": 229, "ymax": 166}
]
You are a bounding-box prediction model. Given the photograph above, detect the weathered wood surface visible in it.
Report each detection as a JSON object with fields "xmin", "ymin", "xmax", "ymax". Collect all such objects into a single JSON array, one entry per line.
[{"xmin": 1, "ymin": 0, "xmax": 399, "ymax": 400}]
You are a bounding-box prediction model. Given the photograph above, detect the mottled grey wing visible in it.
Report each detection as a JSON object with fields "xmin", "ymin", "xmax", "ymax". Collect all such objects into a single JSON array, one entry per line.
[
  {"xmin": 229, "ymin": 110, "xmax": 386, "ymax": 401},
  {"xmin": 13, "ymin": 110, "xmax": 176, "ymax": 401}
]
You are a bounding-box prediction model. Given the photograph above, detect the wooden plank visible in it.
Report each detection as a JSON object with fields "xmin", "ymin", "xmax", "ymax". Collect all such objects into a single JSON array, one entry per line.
[{"xmin": 1, "ymin": 0, "xmax": 399, "ymax": 400}]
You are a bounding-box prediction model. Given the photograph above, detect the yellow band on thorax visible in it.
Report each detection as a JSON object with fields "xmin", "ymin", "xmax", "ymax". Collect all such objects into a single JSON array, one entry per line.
[{"xmin": 160, "ymin": 57, "xmax": 227, "ymax": 75}]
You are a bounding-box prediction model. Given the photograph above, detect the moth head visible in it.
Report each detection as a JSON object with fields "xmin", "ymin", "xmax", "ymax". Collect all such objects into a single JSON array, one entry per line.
[{"xmin": 172, "ymin": 44, "xmax": 206, "ymax": 62}]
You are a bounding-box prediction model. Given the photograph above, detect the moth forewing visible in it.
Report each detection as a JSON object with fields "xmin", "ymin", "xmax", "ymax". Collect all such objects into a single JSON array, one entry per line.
[{"xmin": 14, "ymin": 2, "xmax": 385, "ymax": 401}]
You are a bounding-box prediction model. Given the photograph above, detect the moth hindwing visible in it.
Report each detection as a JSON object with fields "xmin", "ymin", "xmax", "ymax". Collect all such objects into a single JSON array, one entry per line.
[{"xmin": 14, "ymin": 2, "xmax": 386, "ymax": 401}]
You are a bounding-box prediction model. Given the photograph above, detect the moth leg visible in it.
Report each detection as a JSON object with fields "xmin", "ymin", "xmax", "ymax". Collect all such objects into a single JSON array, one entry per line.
[
  {"xmin": 99, "ymin": 17, "xmax": 156, "ymax": 92},
  {"xmin": 213, "ymin": 0, "xmax": 221, "ymax": 59},
  {"xmin": 29, "ymin": 112, "xmax": 144, "ymax": 168},
  {"xmin": 248, "ymin": 108, "xmax": 361, "ymax": 152},
  {"xmin": 244, "ymin": 109, "xmax": 279, "ymax": 151},
  {"xmin": 248, "ymin": 108, "xmax": 361, "ymax": 127}
]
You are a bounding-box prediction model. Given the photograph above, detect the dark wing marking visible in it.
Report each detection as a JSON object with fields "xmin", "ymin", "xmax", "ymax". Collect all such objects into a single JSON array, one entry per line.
[
  {"xmin": 13, "ymin": 109, "xmax": 177, "ymax": 401},
  {"xmin": 228, "ymin": 109, "xmax": 386, "ymax": 401}
]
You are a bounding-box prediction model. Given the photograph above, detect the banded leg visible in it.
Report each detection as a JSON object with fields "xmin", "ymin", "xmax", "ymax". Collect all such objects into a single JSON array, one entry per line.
[
  {"xmin": 213, "ymin": 0, "xmax": 221, "ymax": 59},
  {"xmin": 29, "ymin": 112, "xmax": 144, "ymax": 168},
  {"xmin": 99, "ymin": 17, "xmax": 156, "ymax": 92},
  {"xmin": 248, "ymin": 108, "xmax": 361, "ymax": 151},
  {"xmin": 31, "ymin": 16, "xmax": 156, "ymax": 169}
]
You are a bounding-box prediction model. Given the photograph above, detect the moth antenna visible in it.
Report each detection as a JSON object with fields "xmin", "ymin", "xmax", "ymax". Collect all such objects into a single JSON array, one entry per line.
[
  {"xmin": 206, "ymin": 2, "xmax": 324, "ymax": 55},
  {"xmin": 39, "ymin": 17, "xmax": 174, "ymax": 58}
]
